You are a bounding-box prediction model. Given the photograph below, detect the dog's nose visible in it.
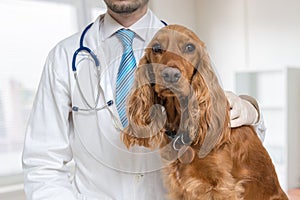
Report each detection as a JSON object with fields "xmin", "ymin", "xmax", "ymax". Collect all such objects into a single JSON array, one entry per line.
[{"xmin": 161, "ymin": 67, "xmax": 181, "ymax": 83}]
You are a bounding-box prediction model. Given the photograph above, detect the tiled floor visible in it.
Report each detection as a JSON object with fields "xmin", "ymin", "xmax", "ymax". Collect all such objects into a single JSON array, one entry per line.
[{"xmin": 288, "ymin": 189, "xmax": 300, "ymax": 199}]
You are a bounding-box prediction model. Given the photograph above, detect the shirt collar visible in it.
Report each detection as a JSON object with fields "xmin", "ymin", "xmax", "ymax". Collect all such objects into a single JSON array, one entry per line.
[{"xmin": 102, "ymin": 9, "xmax": 153, "ymax": 41}]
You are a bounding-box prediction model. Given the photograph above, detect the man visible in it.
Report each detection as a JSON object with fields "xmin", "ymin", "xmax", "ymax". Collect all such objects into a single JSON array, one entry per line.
[{"xmin": 22, "ymin": 0, "xmax": 265, "ymax": 199}]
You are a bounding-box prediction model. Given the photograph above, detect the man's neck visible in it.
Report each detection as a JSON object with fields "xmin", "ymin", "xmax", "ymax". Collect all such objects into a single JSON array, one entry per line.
[{"xmin": 107, "ymin": 6, "xmax": 148, "ymax": 28}]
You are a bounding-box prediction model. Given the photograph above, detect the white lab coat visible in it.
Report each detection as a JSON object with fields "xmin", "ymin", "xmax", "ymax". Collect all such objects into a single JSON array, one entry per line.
[{"xmin": 22, "ymin": 11, "xmax": 168, "ymax": 200}]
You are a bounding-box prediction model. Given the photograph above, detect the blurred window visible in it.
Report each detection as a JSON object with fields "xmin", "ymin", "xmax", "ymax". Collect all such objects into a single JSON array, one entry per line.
[
  {"xmin": 0, "ymin": 0, "xmax": 77, "ymax": 179},
  {"xmin": 0, "ymin": 0, "xmax": 106, "ymax": 189}
]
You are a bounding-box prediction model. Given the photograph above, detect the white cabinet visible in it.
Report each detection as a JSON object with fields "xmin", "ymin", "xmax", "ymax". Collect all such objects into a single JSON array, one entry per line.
[{"xmin": 235, "ymin": 67, "xmax": 300, "ymax": 190}]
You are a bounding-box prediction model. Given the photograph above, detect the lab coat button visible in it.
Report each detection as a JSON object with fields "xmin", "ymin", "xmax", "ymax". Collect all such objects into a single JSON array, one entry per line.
[{"xmin": 135, "ymin": 174, "xmax": 144, "ymax": 182}]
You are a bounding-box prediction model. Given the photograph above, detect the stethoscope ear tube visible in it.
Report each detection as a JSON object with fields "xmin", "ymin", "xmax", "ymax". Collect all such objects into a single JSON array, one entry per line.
[
  {"xmin": 73, "ymin": 71, "xmax": 99, "ymax": 110},
  {"xmin": 72, "ymin": 47, "xmax": 100, "ymax": 72},
  {"xmin": 72, "ymin": 49, "xmax": 81, "ymax": 72},
  {"xmin": 72, "ymin": 23, "xmax": 100, "ymax": 72},
  {"xmin": 72, "ymin": 69, "xmax": 114, "ymax": 112}
]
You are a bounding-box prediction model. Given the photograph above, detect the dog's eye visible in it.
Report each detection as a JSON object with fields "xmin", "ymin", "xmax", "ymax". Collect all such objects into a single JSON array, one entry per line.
[
  {"xmin": 185, "ymin": 43, "xmax": 195, "ymax": 53},
  {"xmin": 152, "ymin": 43, "xmax": 163, "ymax": 54}
]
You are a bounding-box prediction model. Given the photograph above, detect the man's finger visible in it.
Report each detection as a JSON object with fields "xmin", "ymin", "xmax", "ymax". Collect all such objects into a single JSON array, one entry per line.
[
  {"xmin": 230, "ymin": 108, "xmax": 240, "ymax": 120},
  {"xmin": 230, "ymin": 118, "xmax": 243, "ymax": 128}
]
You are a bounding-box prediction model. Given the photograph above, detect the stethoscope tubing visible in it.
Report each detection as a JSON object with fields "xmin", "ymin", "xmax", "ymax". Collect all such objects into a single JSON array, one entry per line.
[
  {"xmin": 72, "ymin": 47, "xmax": 99, "ymax": 72},
  {"xmin": 72, "ymin": 23, "xmax": 100, "ymax": 72},
  {"xmin": 72, "ymin": 22, "xmax": 114, "ymax": 114}
]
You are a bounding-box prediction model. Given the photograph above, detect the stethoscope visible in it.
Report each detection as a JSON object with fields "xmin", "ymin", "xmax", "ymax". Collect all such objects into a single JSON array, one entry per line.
[
  {"xmin": 71, "ymin": 20, "xmax": 167, "ymax": 113},
  {"xmin": 71, "ymin": 22, "xmax": 114, "ymax": 113},
  {"xmin": 70, "ymin": 22, "xmax": 125, "ymax": 133}
]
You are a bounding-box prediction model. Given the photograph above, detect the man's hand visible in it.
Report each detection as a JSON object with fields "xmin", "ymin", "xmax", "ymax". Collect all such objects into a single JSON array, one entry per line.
[{"xmin": 225, "ymin": 91, "xmax": 258, "ymax": 128}]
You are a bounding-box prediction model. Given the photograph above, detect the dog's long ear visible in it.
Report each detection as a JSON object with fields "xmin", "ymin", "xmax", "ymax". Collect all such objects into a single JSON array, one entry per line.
[
  {"xmin": 122, "ymin": 52, "xmax": 166, "ymax": 148},
  {"xmin": 190, "ymin": 46, "xmax": 231, "ymax": 158}
]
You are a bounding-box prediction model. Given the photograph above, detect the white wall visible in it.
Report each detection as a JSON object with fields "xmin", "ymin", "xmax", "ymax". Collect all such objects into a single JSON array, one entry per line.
[
  {"xmin": 150, "ymin": 0, "xmax": 198, "ymax": 33},
  {"xmin": 246, "ymin": 0, "xmax": 300, "ymax": 69},
  {"xmin": 196, "ymin": 0, "xmax": 247, "ymax": 90}
]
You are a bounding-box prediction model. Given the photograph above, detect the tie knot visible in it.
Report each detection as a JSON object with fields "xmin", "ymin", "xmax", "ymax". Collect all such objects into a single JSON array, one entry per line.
[{"xmin": 116, "ymin": 29, "xmax": 135, "ymax": 47}]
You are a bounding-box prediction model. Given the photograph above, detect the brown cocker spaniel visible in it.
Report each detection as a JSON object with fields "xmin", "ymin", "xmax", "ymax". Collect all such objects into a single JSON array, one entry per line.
[{"xmin": 122, "ymin": 25, "xmax": 288, "ymax": 200}]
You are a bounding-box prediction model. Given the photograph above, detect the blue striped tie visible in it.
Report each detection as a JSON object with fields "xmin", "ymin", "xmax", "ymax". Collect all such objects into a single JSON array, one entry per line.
[{"xmin": 116, "ymin": 29, "xmax": 136, "ymax": 127}]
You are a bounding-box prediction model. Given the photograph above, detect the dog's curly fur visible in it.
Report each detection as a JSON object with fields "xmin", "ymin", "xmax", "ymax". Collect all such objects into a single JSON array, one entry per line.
[{"xmin": 121, "ymin": 25, "xmax": 288, "ymax": 200}]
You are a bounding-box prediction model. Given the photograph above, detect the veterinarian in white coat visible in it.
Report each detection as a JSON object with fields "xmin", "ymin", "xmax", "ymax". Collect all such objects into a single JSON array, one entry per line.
[{"xmin": 22, "ymin": 0, "xmax": 266, "ymax": 199}]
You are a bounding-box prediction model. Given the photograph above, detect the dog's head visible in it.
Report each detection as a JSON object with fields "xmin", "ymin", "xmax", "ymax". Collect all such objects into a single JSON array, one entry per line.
[
  {"xmin": 122, "ymin": 25, "xmax": 230, "ymax": 159},
  {"xmin": 144, "ymin": 25, "xmax": 204, "ymax": 98}
]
